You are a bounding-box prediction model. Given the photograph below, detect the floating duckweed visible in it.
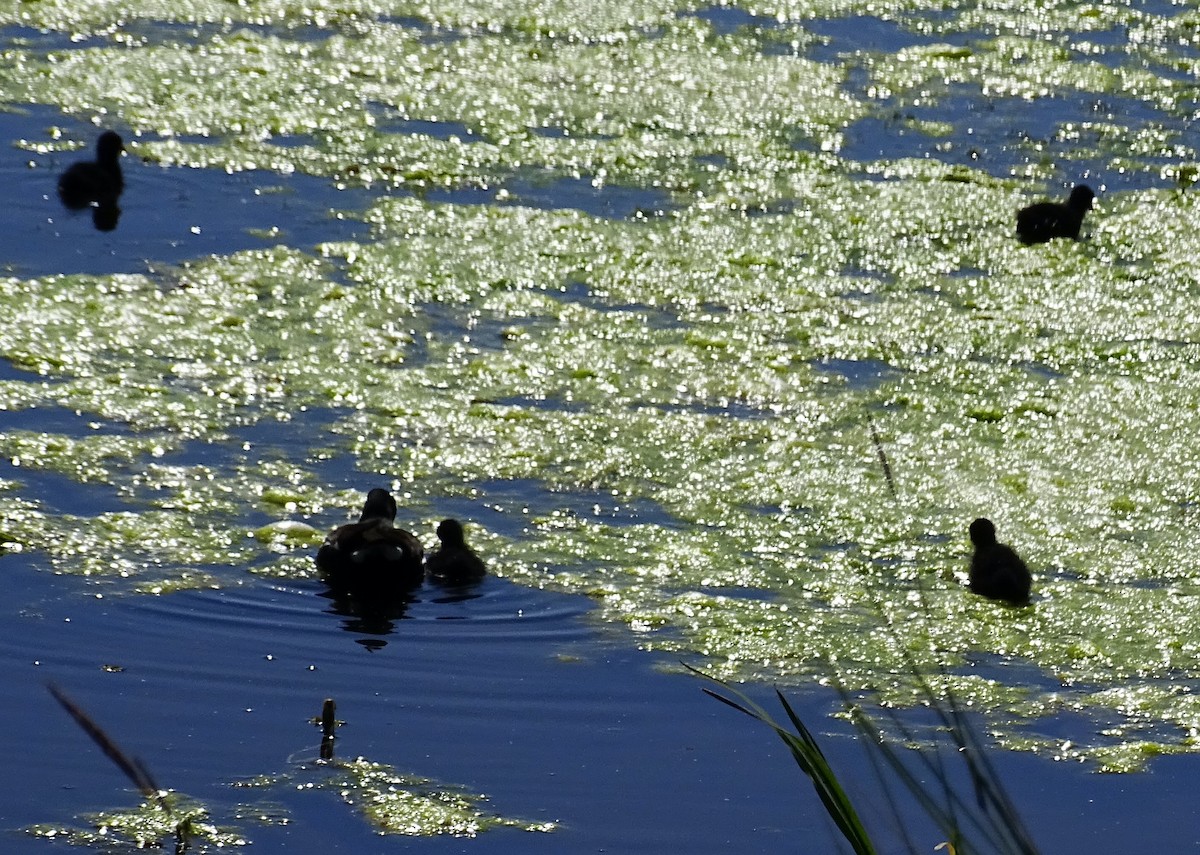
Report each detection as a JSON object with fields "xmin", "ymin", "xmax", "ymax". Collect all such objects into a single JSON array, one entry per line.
[
  {"xmin": 326, "ymin": 758, "xmax": 555, "ymax": 837},
  {"xmin": 3, "ymin": 0, "xmax": 1200, "ymax": 770},
  {"xmin": 0, "ymin": 431, "xmax": 178, "ymax": 483},
  {"xmin": 26, "ymin": 792, "xmax": 245, "ymax": 851},
  {"xmin": 1, "ymin": 17, "xmax": 862, "ymax": 191},
  {"xmin": 253, "ymin": 520, "xmax": 323, "ymax": 547},
  {"xmin": 0, "ymin": 0, "xmax": 688, "ymax": 40},
  {"xmin": 247, "ymin": 552, "xmax": 317, "ymax": 580}
]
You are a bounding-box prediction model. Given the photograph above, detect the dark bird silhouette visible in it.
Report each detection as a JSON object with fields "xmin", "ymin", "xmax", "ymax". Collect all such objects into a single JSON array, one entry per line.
[
  {"xmin": 1016, "ymin": 185, "xmax": 1094, "ymax": 245},
  {"xmin": 57, "ymin": 131, "xmax": 125, "ymax": 231},
  {"xmin": 316, "ymin": 488, "xmax": 425, "ymax": 594},
  {"xmin": 425, "ymin": 518, "xmax": 487, "ymax": 584},
  {"xmin": 968, "ymin": 518, "xmax": 1031, "ymax": 605}
]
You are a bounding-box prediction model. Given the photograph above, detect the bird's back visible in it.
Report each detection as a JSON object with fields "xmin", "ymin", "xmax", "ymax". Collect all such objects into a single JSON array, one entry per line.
[
  {"xmin": 426, "ymin": 544, "xmax": 486, "ymax": 583},
  {"xmin": 969, "ymin": 543, "xmax": 1031, "ymax": 604},
  {"xmin": 317, "ymin": 518, "xmax": 424, "ymax": 590},
  {"xmin": 1016, "ymin": 202, "xmax": 1083, "ymax": 244}
]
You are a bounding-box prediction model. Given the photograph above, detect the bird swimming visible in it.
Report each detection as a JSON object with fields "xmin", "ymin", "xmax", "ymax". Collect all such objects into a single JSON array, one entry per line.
[
  {"xmin": 316, "ymin": 488, "xmax": 425, "ymax": 593},
  {"xmin": 1015, "ymin": 184, "xmax": 1094, "ymax": 245},
  {"xmin": 425, "ymin": 518, "xmax": 487, "ymax": 584},
  {"xmin": 58, "ymin": 131, "xmax": 125, "ymax": 210},
  {"xmin": 967, "ymin": 517, "xmax": 1031, "ymax": 605}
]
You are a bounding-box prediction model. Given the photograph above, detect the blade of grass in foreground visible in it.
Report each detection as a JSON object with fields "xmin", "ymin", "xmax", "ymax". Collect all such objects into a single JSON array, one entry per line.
[
  {"xmin": 693, "ymin": 656, "xmax": 1042, "ymax": 855},
  {"xmin": 46, "ymin": 683, "xmax": 201, "ymax": 853},
  {"xmin": 835, "ymin": 660, "xmax": 1042, "ymax": 855},
  {"xmin": 686, "ymin": 663, "xmax": 877, "ymax": 855},
  {"xmin": 857, "ymin": 419, "xmax": 1038, "ymax": 853},
  {"xmin": 47, "ymin": 682, "xmax": 163, "ymax": 801}
]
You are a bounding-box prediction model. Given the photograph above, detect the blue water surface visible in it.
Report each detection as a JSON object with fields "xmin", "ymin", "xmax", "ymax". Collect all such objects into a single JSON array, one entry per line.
[{"xmin": 1, "ymin": 7, "xmax": 1199, "ymax": 855}]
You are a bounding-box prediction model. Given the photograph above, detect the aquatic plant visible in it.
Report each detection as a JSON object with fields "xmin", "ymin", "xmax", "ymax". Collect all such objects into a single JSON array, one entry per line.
[
  {"xmin": 699, "ymin": 663, "xmax": 1042, "ymax": 855},
  {"xmin": 27, "ymin": 795, "xmax": 244, "ymax": 853},
  {"xmin": 38, "ymin": 684, "xmax": 244, "ymax": 852},
  {"xmin": 693, "ymin": 665, "xmax": 876, "ymax": 855},
  {"xmin": 38, "ymin": 688, "xmax": 554, "ymax": 848},
  {"xmin": 326, "ymin": 758, "xmax": 556, "ymax": 837},
  {"xmin": 243, "ymin": 698, "xmax": 557, "ymax": 838}
]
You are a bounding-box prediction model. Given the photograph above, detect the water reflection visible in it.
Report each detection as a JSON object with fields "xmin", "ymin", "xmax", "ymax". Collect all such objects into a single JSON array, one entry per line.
[
  {"xmin": 320, "ymin": 586, "xmax": 417, "ymax": 646},
  {"xmin": 427, "ymin": 576, "xmax": 486, "ymax": 611},
  {"xmin": 57, "ymin": 130, "xmax": 124, "ymax": 231}
]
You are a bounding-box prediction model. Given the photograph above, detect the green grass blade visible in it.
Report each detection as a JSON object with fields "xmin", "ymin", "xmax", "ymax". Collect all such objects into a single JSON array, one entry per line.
[{"xmin": 690, "ymin": 665, "xmax": 877, "ymax": 855}]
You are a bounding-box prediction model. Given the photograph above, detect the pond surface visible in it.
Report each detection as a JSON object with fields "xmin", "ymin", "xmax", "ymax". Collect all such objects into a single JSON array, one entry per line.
[
  {"xmin": 2, "ymin": 0, "xmax": 1200, "ymax": 852},
  {"xmin": 4, "ymin": 553, "xmax": 1198, "ymax": 854}
]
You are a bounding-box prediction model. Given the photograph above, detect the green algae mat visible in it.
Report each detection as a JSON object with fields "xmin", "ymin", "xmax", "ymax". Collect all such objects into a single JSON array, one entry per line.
[{"xmin": 2, "ymin": 0, "xmax": 1200, "ymax": 775}]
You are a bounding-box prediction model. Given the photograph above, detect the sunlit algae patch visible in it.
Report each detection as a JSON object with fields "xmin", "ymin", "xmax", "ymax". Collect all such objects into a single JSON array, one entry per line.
[
  {"xmin": 27, "ymin": 792, "xmax": 246, "ymax": 851},
  {"xmin": 233, "ymin": 755, "xmax": 556, "ymax": 837}
]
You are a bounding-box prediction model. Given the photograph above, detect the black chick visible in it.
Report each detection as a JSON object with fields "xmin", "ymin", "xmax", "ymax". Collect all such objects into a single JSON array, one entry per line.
[
  {"xmin": 1016, "ymin": 185, "xmax": 1094, "ymax": 245},
  {"xmin": 425, "ymin": 518, "xmax": 486, "ymax": 584},
  {"xmin": 58, "ymin": 131, "xmax": 124, "ymax": 209},
  {"xmin": 968, "ymin": 517, "xmax": 1031, "ymax": 605}
]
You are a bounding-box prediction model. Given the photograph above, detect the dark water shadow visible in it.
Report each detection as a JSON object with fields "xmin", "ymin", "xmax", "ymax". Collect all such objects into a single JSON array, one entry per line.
[
  {"xmin": 367, "ymin": 105, "xmax": 476, "ymax": 141},
  {"xmin": 648, "ymin": 398, "xmax": 781, "ymax": 420},
  {"xmin": 6, "ymin": 106, "xmax": 673, "ymax": 284},
  {"xmin": 684, "ymin": 5, "xmax": 762, "ymax": 37},
  {"xmin": 1, "ymin": 24, "xmax": 112, "ymax": 51},
  {"xmin": 796, "ymin": 14, "xmax": 1186, "ymax": 193},
  {"xmin": 149, "ymin": 407, "xmax": 349, "ymax": 475},
  {"xmin": 808, "ymin": 14, "xmax": 952, "ymax": 62},
  {"xmin": 7, "ymin": 573, "xmax": 1200, "ymax": 854},
  {"xmin": 0, "ymin": 403, "xmax": 138, "ymax": 515},
  {"xmin": 426, "ymin": 575, "xmax": 486, "ymax": 609},
  {"xmin": 559, "ymin": 278, "xmax": 683, "ymax": 327},
  {"xmin": 422, "ymin": 170, "xmax": 675, "ymax": 220}
]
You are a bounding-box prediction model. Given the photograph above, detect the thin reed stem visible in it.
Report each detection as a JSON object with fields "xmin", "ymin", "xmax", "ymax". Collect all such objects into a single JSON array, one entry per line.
[{"xmin": 47, "ymin": 683, "xmax": 163, "ymax": 802}]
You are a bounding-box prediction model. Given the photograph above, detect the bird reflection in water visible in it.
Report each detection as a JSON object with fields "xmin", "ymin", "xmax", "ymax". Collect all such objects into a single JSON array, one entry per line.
[
  {"xmin": 319, "ymin": 585, "xmax": 417, "ymax": 648},
  {"xmin": 57, "ymin": 130, "xmax": 125, "ymax": 231},
  {"xmin": 427, "ymin": 580, "xmax": 485, "ymax": 608}
]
